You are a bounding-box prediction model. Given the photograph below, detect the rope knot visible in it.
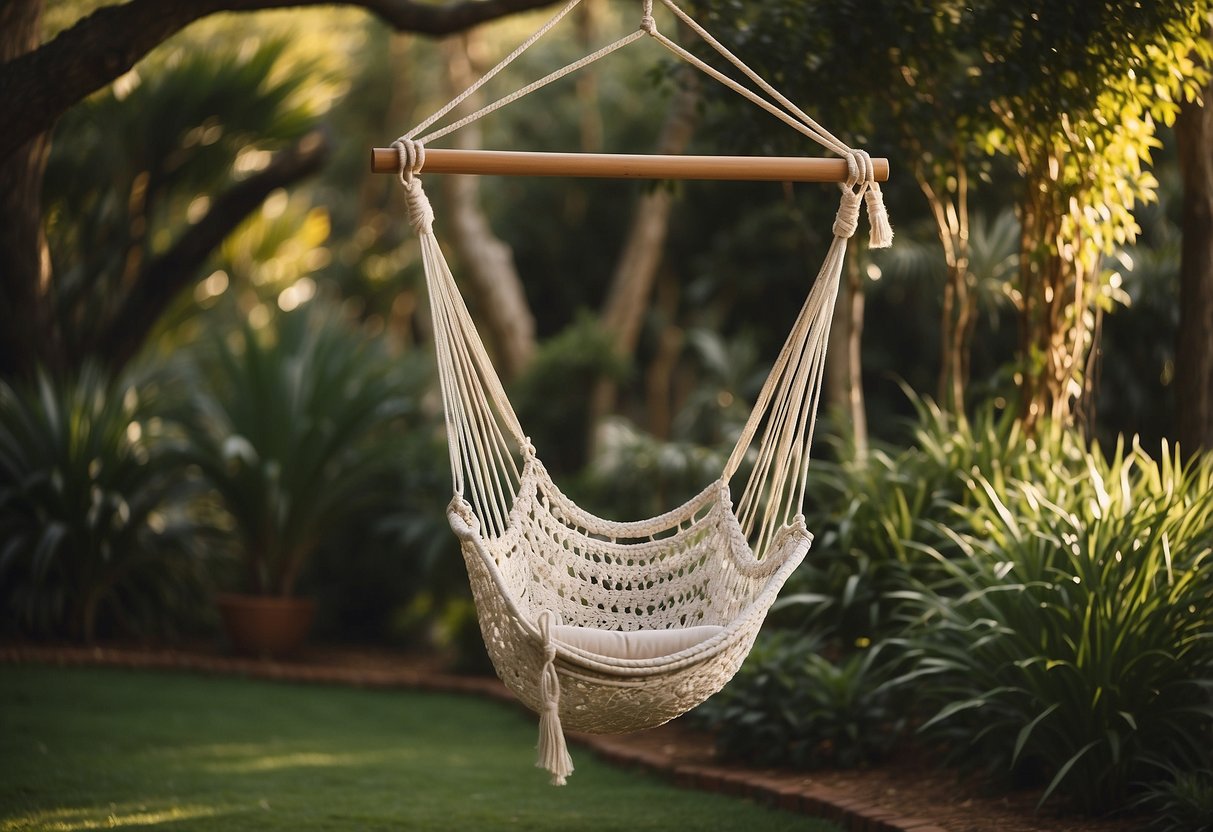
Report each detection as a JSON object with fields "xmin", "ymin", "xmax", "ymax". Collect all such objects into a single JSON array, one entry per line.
[
  {"xmin": 640, "ymin": 0, "xmax": 655, "ymax": 33},
  {"xmin": 404, "ymin": 180, "xmax": 434, "ymax": 233},
  {"xmin": 832, "ymin": 186, "xmax": 861, "ymax": 239},
  {"xmin": 835, "ymin": 148, "xmax": 893, "ymax": 245},
  {"xmin": 844, "ymin": 149, "xmax": 873, "ymax": 189},
  {"xmin": 392, "ymin": 138, "xmax": 425, "ymax": 183}
]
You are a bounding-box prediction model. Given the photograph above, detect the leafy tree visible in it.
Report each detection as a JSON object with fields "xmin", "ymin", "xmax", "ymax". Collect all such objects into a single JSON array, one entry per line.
[
  {"xmin": 969, "ymin": 1, "xmax": 1212, "ymax": 430},
  {"xmin": 41, "ymin": 37, "xmax": 327, "ymax": 370},
  {"xmin": 0, "ymin": 0, "xmax": 558, "ymax": 379},
  {"xmin": 698, "ymin": 0, "xmax": 1211, "ymax": 432}
]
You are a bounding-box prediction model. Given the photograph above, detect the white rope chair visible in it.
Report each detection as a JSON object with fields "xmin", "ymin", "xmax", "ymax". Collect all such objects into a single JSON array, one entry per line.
[{"xmin": 385, "ymin": 0, "xmax": 892, "ymax": 784}]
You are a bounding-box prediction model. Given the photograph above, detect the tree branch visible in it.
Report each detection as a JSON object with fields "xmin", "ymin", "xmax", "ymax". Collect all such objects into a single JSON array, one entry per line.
[
  {"xmin": 97, "ymin": 129, "xmax": 331, "ymax": 369},
  {"xmin": 0, "ymin": 0, "xmax": 558, "ymax": 162}
]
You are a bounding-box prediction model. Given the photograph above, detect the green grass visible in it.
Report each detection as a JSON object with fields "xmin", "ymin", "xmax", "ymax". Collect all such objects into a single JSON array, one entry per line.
[{"xmin": 0, "ymin": 666, "xmax": 839, "ymax": 831}]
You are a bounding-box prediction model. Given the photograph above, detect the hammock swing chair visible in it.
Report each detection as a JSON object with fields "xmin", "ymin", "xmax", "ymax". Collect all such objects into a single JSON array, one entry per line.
[{"xmin": 375, "ymin": 0, "xmax": 892, "ymax": 785}]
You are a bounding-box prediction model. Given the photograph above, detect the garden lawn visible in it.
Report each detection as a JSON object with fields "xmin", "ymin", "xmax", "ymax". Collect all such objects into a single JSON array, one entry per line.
[{"xmin": 0, "ymin": 666, "xmax": 837, "ymax": 831}]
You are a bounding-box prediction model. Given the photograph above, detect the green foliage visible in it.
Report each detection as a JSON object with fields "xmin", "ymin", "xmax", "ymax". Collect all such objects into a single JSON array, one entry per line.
[
  {"xmin": 897, "ymin": 441, "xmax": 1213, "ymax": 812},
  {"xmin": 579, "ymin": 417, "xmax": 730, "ymax": 522},
  {"xmin": 697, "ymin": 0, "xmax": 1210, "ymax": 426},
  {"xmin": 726, "ymin": 395, "xmax": 1212, "ymax": 812},
  {"xmin": 510, "ymin": 314, "xmax": 629, "ymax": 475},
  {"xmin": 43, "ymin": 36, "xmax": 325, "ymax": 361},
  {"xmin": 0, "ymin": 366, "xmax": 218, "ymax": 641},
  {"xmin": 783, "ymin": 396, "xmax": 1064, "ymax": 641},
  {"xmin": 308, "ymin": 426, "xmax": 452, "ymax": 644},
  {"xmin": 698, "ymin": 633, "xmax": 910, "ymax": 769},
  {"xmin": 1136, "ymin": 761, "xmax": 1213, "ymax": 832},
  {"xmin": 181, "ymin": 304, "xmax": 415, "ymax": 596}
]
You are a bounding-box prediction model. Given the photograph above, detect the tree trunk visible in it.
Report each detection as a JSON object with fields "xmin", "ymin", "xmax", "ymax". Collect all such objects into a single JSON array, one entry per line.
[
  {"xmin": 440, "ymin": 34, "xmax": 535, "ymax": 380},
  {"xmin": 644, "ymin": 275, "xmax": 683, "ymax": 440},
  {"xmin": 1015, "ymin": 146, "xmax": 1092, "ymax": 434},
  {"xmin": 825, "ymin": 252, "xmax": 868, "ymax": 454},
  {"xmin": 575, "ymin": 0, "xmax": 603, "ymax": 153},
  {"xmin": 916, "ymin": 154, "xmax": 973, "ymax": 415},
  {"xmin": 0, "ymin": 0, "xmax": 54, "ymax": 379},
  {"xmin": 588, "ymin": 72, "xmax": 699, "ymax": 433},
  {"xmin": 1175, "ymin": 69, "xmax": 1213, "ymax": 455}
]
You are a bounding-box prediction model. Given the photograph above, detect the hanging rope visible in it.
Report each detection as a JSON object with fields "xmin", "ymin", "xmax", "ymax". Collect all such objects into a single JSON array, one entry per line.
[{"xmin": 392, "ymin": 0, "xmax": 892, "ymax": 555}]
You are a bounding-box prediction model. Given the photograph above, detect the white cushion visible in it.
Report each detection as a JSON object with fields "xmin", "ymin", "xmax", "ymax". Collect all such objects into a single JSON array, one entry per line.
[{"xmin": 551, "ymin": 624, "xmax": 724, "ymax": 660}]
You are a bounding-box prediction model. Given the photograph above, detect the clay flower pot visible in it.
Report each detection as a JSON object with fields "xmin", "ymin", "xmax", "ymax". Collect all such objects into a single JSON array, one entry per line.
[
  {"xmin": 216, "ymin": 593, "xmax": 317, "ymax": 657},
  {"xmin": 183, "ymin": 309, "xmax": 411, "ymax": 659}
]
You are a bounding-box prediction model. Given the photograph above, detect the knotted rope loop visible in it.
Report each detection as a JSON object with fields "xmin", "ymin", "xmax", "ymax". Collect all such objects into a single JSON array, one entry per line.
[
  {"xmin": 832, "ymin": 185, "xmax": 861, "ymax": 239},
  {"xmin": 403, "ymin": 178, "xmax": 435, "ymax": 234},
  {"xmin": 842, "ymin": 148, "xmax": 873, "ymax": 192},
  {"xmin": 392, "ymin": 138, "xmax": 426, "ymax": 184},
  {"xmin": 640, "ymin": 0, "xmax": 656, "ymax": 33},
  {"xmin": 834, "ymin": 148, "xmax": 892, "ymax": 246},
  {"xmin": 521, "ymin": 436, "xmax": 538, "ymax": 459},
  {"xmin": 394, "ymin": 139, "xmax": 434, "ymax": 232},
  {"xmin": 538, "ymin": 610, "xmax": 559, "ymax": 666}
]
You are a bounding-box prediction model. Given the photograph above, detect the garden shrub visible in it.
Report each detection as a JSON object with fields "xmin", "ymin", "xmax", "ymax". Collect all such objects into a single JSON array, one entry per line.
[
  {"xmin": 716, "ymin": 399, "xmax": 1212, "ymax": 819},
  {"xmin": 180, "ymin": 305, "xmax": 413, "ymax": 597},
  {"xmin": 783, "ymin": 398, "xmax": 1066, "ymax": 643},
  {"xmin": 896, "ymin": 440, "xmax": 1213, "ymax": 812},
  {"xmin": 698, "ymin": 631, "xmax": 911, "ymax": 769},
  {"xmin": 1136, "ymin": 760, "xmax": 1213, "ymax": 832},
  {"xmin": 0, "ymin": 365, "xmax": 220, "ymax": 641}
]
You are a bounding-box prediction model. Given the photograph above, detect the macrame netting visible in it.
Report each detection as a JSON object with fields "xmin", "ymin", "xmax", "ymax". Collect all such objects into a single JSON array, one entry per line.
[{"xmin": 392, "ymin": 0, "xmax": 891, "ymax": 785}]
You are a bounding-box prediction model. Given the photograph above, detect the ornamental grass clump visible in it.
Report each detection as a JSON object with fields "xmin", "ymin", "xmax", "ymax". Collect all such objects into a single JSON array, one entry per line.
[
  {"xmin": 0, "ymin": 366, "xmax": 216, "ymax": 641},
  {"xmin": 786, "ymin": 398, "xmax": 1079, "ymax": 642},
  {"xmin": 182, "ymin": 306, "xmax": 413, "ymax": 597},
  {"xmin": 896, "ymin": 439, "xmax": 1213, "ymax": 813}
]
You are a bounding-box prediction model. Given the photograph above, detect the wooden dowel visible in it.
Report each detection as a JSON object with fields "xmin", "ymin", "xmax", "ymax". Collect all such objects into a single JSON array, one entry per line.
[{"xmin": 370, "ymin": 147, "xmax": 889, "ymax": 183}]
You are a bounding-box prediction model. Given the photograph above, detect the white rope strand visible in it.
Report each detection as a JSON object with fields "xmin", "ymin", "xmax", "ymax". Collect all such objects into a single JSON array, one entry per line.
[
  {"xmin": 416, "ymin": 29, "xmax": 647, "ymax": 146},
  {"xmin": 402, "ymin": 0, "xmax": 585, "ymax": 143},
  {"xmin": 657, "ymin": 0, "xmax": 850, "ymax": 157},
  {"xmin": 391, "ymin": 0, "xmax": 891, "ymax": 557}
]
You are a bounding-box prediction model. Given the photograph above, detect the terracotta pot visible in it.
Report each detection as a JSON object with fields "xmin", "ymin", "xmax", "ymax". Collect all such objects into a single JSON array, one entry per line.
[{"xmin": 216, "ymin": 593, "xmax": 316, "ymax": 657}]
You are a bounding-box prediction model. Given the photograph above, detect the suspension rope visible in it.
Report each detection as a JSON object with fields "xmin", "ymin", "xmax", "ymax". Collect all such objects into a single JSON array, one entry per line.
[{"xmin": 391, "ymin": 0, "xmax": 892, "ymax": 555}]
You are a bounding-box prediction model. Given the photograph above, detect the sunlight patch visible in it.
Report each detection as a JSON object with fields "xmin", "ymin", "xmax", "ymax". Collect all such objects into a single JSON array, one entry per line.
[{"xmin": 2, "ymin": 802, "xmax": 226, "ymax": 831}]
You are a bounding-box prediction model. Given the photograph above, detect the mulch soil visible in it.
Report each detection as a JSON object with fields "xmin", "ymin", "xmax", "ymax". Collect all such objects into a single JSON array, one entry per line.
[{"xmin": 0, "ymin": 641, "xmax": 1148, "ymax": 832}]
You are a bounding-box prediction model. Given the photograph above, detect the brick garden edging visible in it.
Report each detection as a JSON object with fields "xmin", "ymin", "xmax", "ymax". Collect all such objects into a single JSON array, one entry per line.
[{"xmin": 1, "ymin": 644, "xmax": 948, "ymax": 832}]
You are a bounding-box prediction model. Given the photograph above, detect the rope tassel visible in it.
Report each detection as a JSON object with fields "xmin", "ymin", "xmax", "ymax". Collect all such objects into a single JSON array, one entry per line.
[
  {"xmin": 864, "ymin": 184, "xmax": 894, "ymax": 248},
  {"xmin": 536, "ymin": 611, "xmax": 574, "ymax": 785}
]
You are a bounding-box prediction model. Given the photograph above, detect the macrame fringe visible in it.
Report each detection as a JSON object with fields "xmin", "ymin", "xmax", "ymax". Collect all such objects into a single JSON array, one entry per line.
[
  {"xmin": 536, "ymin": 611, "xmax": 574, "ymax": 785},
  {"xmin": 864, "ymin": 185, "xmax": 894, "ymax": 249},
  {"xmin": 537, "ymin": 697, "xmax": 574, "ymax": 786}
]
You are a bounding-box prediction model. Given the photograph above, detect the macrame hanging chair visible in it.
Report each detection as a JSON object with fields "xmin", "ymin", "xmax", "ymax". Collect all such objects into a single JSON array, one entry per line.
[{"xmin": 378, "ymin": 0, "xmax": 892, "ymax": 785}]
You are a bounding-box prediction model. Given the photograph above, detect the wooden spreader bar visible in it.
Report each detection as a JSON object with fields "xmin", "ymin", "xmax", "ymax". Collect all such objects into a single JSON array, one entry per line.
[{"xmin": 370, "ymin": 147, "xmax": 889, "ymax": 183}]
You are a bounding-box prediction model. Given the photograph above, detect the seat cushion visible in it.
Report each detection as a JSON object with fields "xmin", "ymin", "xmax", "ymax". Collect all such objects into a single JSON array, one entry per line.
[{"xmin": 551, "ymin": 624, "xmax": 725, "ymax": 660}]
